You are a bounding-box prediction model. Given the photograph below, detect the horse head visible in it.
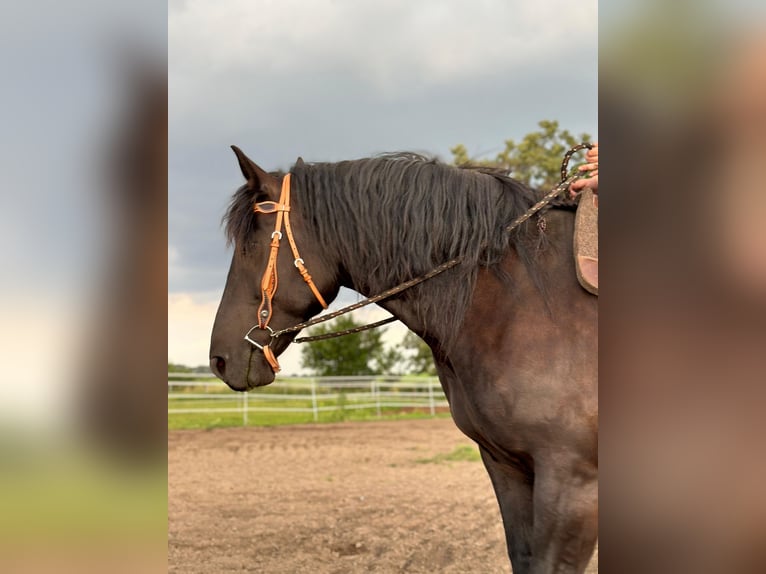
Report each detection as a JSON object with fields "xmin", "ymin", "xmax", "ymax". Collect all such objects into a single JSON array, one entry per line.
[{"xmin": 209, "ymin": 147, "xmax": 338, "ymax": 390}]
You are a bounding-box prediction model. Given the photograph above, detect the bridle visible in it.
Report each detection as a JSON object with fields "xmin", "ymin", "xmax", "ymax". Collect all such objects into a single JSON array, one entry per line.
[
  {"xmin": 243, "ymin": 173, "xmax": 328, "ymax": 372},
  {"xmin": 244, "ymin": 143, "xmax": 593, "ymax": 374}
]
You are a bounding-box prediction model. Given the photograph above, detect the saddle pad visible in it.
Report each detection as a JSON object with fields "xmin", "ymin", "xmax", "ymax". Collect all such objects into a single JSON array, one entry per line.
[{"xmin": 574, "ymin": 188, "xmax": 598, "ymax": 295}]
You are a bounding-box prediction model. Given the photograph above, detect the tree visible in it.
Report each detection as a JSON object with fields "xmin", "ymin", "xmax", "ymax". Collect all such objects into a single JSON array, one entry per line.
[
  {"xmin": 450, "ymin": 120, "xmax": 591, "ymax": 189},
  {"xmin": 300, "ymin": 316, "xmax": 404, "ymax": 376},
  {"xmin": 168, "ymin": 362, "xmax": 192, "ymax": 373},
  {"xmin": 402, "ymin": 332, "xmax": 437, "ymax": 375}
]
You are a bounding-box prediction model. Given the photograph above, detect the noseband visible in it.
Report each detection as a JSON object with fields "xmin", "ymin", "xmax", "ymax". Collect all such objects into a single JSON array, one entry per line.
[{"xmin": 243, "ymin": 173, "xmax": 328, "ymax": 372}]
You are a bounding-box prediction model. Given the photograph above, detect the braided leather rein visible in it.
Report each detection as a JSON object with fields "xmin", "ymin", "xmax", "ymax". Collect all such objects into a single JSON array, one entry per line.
[{"xmin": 268, "ymin": 143, "xmax": 593, "ymax": 344}]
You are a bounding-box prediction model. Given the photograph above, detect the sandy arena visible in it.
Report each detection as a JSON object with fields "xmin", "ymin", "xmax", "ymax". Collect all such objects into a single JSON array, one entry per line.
[{"xmin": 169, "ymin": 418, "xmax": 597, "ymax": 573}]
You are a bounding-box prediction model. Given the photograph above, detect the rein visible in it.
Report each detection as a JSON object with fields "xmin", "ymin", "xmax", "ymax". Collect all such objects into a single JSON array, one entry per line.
[{"xmin": 245, "ymin": 143, "xmax": 592, "ymax": 369}]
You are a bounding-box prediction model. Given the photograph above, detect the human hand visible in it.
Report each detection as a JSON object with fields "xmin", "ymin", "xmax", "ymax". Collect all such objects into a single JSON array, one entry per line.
[{"xmin": 570, "ymin": 142, "xmax": 598, "ymax": 197}]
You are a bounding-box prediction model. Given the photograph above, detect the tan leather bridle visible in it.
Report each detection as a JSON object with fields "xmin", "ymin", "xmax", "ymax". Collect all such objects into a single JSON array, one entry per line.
[{"xmin": 243, "ymin": 173, "xmax": 328, "ymax": 372}]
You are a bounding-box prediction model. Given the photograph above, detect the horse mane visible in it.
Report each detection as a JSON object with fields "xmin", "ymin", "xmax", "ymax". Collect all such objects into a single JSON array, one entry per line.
[{"xmin": 225, "ymin": 153, "xmax": 557, "ymax": 346}]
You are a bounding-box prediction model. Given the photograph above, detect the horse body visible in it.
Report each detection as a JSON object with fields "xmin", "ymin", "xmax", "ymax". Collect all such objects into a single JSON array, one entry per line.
[
  {"xmin": 379, "ymin": 210, "xmax": 597, "ymax": 573},
  {"xmin": 210, "ymin": 149, "xmax": 598, "ymax": 574}
]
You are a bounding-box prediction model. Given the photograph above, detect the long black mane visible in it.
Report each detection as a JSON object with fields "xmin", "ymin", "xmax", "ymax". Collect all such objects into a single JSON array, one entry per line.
[{"xmin": 226, "ymin": 153, "xmax": 556, "ymax": 344}]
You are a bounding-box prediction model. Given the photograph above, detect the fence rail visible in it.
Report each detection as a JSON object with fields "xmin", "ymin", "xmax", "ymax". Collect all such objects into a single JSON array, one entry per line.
[{"xmin": 168, "ymin": 375, "xmax": 448, "ymax": 426}]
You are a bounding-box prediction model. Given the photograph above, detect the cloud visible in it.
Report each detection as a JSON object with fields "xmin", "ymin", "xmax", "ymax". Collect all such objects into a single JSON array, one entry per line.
[
  {"xmin": 169, "ymin": 0, "xmax": 597, "ymax": 83},
  {"xmin": 168, "ymin": 292, "xmax": 220, "ymax": 367},
  {"xmin": 170, "ymin": 0, "xmax": 595, "ymax": 93},
  {"xmin": 0, "ymin": 294, "xmax": 83, "ymax": 432},
  {"xmin": 169, "ymin": 0, "xmax": 598, "ymax": 363},
  {"xmin": 169, "ymin": 0, "xmax": 597, "ymax": 145}
]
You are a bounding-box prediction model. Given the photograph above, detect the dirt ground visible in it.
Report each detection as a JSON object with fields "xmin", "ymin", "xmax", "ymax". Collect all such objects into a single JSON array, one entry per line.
[{"xmin": 169, "ymin": 418, "xmax": 597, "ymax": 573}]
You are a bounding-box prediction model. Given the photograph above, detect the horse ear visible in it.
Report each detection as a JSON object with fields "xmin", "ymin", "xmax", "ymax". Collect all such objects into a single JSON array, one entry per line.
[
  {"xmin": 295, "ymin": 157, "xmax": 305, "ymax": 168},
  {"xmin": 230, "ymin": 145, "xmax": 278, "ymax": 195}
]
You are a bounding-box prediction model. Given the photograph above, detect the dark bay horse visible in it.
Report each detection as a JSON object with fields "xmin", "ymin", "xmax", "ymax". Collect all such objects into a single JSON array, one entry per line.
[{"xmin": 210, "ymin": 148, "xmax": 598, "ymax": 574}]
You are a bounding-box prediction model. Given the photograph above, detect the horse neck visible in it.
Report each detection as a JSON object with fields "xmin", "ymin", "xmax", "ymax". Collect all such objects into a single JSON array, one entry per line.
[
  {"xmin": 325, "ymin": 238, "xmax": 460, "ymax": 351},
  {"xmin": 296, "ymin": 163, "xmax": 560, "ymax": 350},
  {"xmin": 354, "ymin": 208, "xmax": 577, "ymax": 356}
]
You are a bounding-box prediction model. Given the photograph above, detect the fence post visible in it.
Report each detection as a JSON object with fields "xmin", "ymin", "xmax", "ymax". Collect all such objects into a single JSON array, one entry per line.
[
  {"xmin": 428, "ymin": 380, "xmax": 435, "ymax": 416},
  {"xmin": 374, "ymin": 380, "xmax": 381, "ymax": 418},
  {"xmin": 243, "ymin": 391, "xmax": 248, "ymax": 426},
  {"xmin": 311, "ymin": 378, "xmax": 319, "ymax": 422},
  {"xmin": 369, "ymin": 380, "xmax": 374, "ymax": 416}
]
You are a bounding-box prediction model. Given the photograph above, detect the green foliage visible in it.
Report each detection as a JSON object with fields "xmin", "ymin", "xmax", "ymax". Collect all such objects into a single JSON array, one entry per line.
[
  {"xmin": 328, "ymin": 391, "xmax": 348, "ymax": 422},
  {"xmin": 168, "ymin": 362, "xmax": 192, "ymax": 373},
  {"xmin": 402, "ymin": 332, "xmax": 437, "ymax": 375},
  {"xmin": 300, "ymin": 316, "xmax": 404, "ymax": 376},
  {"xmin": 450, "ymin": 119, "xmax": 591, "ymax": 189}
]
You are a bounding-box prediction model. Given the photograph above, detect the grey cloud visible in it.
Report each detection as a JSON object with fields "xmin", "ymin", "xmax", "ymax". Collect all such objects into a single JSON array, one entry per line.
[{"xmin": 170, "ymin": 0, "xmax": 597, "ymax": 295}]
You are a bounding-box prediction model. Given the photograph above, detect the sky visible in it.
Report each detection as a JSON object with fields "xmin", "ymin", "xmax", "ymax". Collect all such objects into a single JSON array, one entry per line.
[{"xmin": 168, "ymin": 0, "xmax": 598, "ymax": 371}]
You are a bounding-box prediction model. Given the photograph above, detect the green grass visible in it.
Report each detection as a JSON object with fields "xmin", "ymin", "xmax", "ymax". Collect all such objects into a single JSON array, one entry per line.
[
  {"xmin": 168, "ymin": 379, "xmax": 450, "ymax": 430},
  {"xmin": 168, "ymin": 373, "xmax": 449, "ymax": 430},
  {"xmin": 168, "ymin": 397, "xmax": 451, "ymax": 430},
  {"xmin": 0, "ymin": 449, "xmax": 166, "ymax": 543},
  {"xmin": 415, "ymin": 445, "xmax": 482, "ymax": 464},
  {"xmin": 168, "ymin": 404, "xmax": 452, "ymax": 430}
]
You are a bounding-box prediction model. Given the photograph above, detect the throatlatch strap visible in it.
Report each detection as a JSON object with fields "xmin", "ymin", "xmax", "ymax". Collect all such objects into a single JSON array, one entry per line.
[{"xmin": 283, "ymin": 206, "xmax": 328, "ymax": 308}]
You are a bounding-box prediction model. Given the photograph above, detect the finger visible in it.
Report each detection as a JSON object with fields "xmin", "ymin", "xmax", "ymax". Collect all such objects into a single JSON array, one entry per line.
[
  {"xmin": 583, "ymin": 176, "xmax": 598, "ymax": 189},
  {"xmin": 570, "ymin": 179, "xmax": 585, "ymax": 192},
  {"xmin": 574, "ymin": 176, "xmax": 598, "ymax": 190}
]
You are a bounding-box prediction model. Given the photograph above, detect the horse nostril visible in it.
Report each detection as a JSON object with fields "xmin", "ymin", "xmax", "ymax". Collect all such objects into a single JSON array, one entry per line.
[{"xmin": 210, "ymin": 356, "xmax": 226, "ymax": 379}]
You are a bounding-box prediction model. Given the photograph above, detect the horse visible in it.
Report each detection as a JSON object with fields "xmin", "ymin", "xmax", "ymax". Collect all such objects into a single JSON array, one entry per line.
[{"xmin": 209, "ymin": 147, "xmax": 598, "ymax": 574}]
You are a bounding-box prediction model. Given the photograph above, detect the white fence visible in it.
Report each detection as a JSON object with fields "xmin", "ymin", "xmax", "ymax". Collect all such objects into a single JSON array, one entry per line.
[{"xmin": 168, "ymin": 374, "xmax": 448, "ymax": 426}]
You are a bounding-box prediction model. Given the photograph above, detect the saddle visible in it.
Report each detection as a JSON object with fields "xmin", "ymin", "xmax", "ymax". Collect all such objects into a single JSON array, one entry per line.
[{"xmin": 574, "ymin": 188, "xmax": 598, "ymax": 295}]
